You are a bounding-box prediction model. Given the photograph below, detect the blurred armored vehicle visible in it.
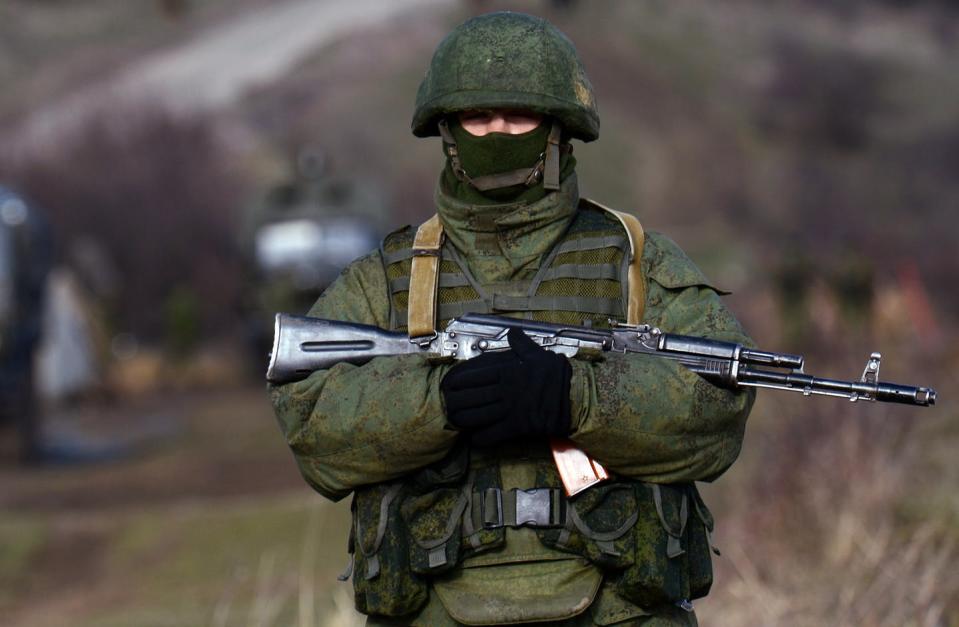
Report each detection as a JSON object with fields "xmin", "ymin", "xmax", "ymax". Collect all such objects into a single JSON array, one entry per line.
[{"xmin": 239, "ymin": 146, "xmax": 389, "ymax": 362}]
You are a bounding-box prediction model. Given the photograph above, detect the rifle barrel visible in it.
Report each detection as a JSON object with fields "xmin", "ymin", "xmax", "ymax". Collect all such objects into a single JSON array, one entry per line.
[{"xmin": 739, "ymin": 366, "xmax": 935, "ymax": 406}]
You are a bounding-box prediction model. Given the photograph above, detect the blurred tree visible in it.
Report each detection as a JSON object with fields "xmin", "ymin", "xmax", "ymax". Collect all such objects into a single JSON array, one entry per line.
[
  {"xmin": 759, "ymin": 39, "xmax": 887, "ymax": 152},
  {"xmin": 829, "ymin": 253, "xmax": 874, "ymax": 332},
  {"xmin": 164, "ymin": 285, "xmax": 200, "ymax": 359},
  {"xmin": 773, "ymin": 249, "xmax": 814, "ymax": 347},
  {"xmin": 0, "ymin": 108, "xmax": 246, "ymax": 347}
]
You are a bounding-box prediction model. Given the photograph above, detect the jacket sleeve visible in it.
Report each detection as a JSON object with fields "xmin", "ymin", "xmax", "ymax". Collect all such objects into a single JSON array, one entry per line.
[
  {"xmin": 268, "ymin": 251, "xmax": 458, "ymax": 502},
  {"xmin": 567, "ymin": 234, "xmax": 755, "ymax": 484}
]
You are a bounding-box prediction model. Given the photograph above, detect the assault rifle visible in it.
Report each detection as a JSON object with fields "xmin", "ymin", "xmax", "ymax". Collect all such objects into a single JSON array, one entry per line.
[{"xmin": 267, "ymin": 312, "xmax": 937, "ymax": 496}]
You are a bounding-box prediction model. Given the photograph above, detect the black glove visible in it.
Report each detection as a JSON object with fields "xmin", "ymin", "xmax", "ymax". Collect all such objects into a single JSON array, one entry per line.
[{"xmin": 441, "ymin": 327, "xmax": 572, "ymax": 446}]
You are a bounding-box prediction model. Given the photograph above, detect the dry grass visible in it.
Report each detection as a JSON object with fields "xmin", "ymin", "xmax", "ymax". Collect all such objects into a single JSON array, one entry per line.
[
  {"xmin": 704, "ymin": 399, "xmax": 959, "ymax": 626},
  {"xmin": 209, "ymin": 504, "xmax": 364, "ymax": 627}
]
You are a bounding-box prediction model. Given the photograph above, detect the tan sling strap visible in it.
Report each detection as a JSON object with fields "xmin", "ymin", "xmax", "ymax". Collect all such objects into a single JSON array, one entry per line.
[
  {"xmin": 613, "ymin": 209, "xmax": 647, "ymax": 325},
  {"xmin": 408, "ymin": 214, "xmax": 445, "ymax": 339},
  {"xmin": 406, "ymin": 204, "xmax": 646, "ymax": 338},
  {"xmin": 581, "ymin": 198, "xmax": 647, "ymax": 325}
]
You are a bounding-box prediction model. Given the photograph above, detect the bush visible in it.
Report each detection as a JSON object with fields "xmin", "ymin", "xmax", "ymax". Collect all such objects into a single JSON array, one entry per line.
[{"xmin": 0, "ymin": 106, "xmax": 248, "ymax": 347}]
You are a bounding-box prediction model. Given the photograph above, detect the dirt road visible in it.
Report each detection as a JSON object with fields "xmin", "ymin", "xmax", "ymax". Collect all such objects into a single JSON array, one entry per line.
[{"xmin": 9, "ymin": 0, "xmax": 454, "ymax": 154}]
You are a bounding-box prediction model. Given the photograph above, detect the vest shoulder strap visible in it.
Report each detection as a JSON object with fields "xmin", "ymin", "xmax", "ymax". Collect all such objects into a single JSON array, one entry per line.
[
  {"xmin": 407, "ymin": 201, "xmax": 647, "ymax": 337},
  {"xmin": 408, "ymin": 215, "xmax": 444, "ymax": 339},
  {"xmin": 579, "ymin": 198, "xmax": 646, "ymax": 325}
]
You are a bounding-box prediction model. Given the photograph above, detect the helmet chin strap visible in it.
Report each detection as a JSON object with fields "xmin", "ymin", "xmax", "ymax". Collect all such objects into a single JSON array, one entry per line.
[{"xmin": 438, "ymin": 119, "xmax": 567, "ymax": 193}]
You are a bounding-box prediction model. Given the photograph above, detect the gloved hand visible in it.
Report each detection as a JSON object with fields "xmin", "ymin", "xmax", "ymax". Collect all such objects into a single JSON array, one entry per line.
[{"xmin": 441, "ymin": 327, "xmax": 572, "ymax": 446}]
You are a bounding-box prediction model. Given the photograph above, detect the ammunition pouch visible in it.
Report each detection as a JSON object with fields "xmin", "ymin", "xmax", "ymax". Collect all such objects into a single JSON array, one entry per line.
[
  {"xmin": 401, "ymin": 463, "xmax": 507, "ymax": 576},
  {"xmin": 533, "ymin": 471, "xmax": 719, "ymax": 609},
  {"xmin": 610, "ymin": 483, "xmax": 717, "ymax": 607},
  {"xmin": 346, "ymin": 450, "xmax": 505, "ymax": 618},
  {"xmin": 537, "ymin": 481, "xmax": 639, "ymax": 571},
  {"xmin": 348, "ymin": 481, "xmax": 428, "ymax": 617},
  {"xmin": 610, "ymin": 483, "xmax": 690, "ymax": 607},
  {"xmin": 402, "ymin": 486, "xmax": 468, "ymax": 574},
  {"xmin": 347, "ymin": 444, "xmax": 719, "ymax": 618}
]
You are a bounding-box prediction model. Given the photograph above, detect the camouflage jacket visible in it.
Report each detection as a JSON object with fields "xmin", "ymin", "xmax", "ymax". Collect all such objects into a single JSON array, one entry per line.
[
  {"xmin": 271, "ymin": 180, "xmax": 751, "ymax": 498},
  {"xmin": 269, "ymin": 175, "xmax": 753, "ymax": 625}
]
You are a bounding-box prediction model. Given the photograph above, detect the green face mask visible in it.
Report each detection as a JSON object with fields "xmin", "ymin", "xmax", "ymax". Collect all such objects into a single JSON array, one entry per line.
[
  {"xmin": 442, "ymin": 119, "xmax": 575, "ymax": 205},
  {"xmin": 451, "ymin": 120, "xmax": 550, "ymax": 181}
]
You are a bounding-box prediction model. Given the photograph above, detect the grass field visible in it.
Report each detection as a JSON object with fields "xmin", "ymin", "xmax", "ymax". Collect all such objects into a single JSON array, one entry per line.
[{"xmin": 0, "ymin": 386, "xmax": 362, "ymax": 627}]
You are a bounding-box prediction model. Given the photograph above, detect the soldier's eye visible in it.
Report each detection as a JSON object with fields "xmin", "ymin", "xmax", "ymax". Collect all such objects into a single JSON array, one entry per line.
[
  {"xmin": 503, "ymin": 112, "xmax": 542, "ymax": 125},
  {"xmin": 460, "ymin": 112, "xmax": 492, "ymax": 123}
]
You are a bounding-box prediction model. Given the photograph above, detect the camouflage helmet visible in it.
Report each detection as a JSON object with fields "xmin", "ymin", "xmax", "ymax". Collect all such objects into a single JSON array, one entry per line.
[{"xmin": 412, "ymin": 12, "xmax": 599, "ymax": 142}]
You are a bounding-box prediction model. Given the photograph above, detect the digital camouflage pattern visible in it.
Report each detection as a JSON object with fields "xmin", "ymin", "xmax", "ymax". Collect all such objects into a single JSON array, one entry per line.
[
  {"xmin": 271, "ymin": 11, "xmax": 749, "ymax": 624},
  {"xmin": 351, "ymin": 481, "xmax": 429, "ymax": 616},
  {"xmin": 269, "ymin": 175, "xmax": 753, "ymax": 625},
  {"xmin": 412, "ymin": 12, "xmax": 600, "ymax": 142},
  {"xmin": 271, "ymin": 179, "xmax": 753, "ymax": 495},
  {"xmin": 383, "ymin": 176, "xmax": 614, "ymax": 331}
]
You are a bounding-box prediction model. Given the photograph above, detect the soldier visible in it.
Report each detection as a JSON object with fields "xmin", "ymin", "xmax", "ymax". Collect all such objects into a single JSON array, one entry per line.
[{"xmin": 270, "ymin": 12, "xmax": 754, "ymax": 626}]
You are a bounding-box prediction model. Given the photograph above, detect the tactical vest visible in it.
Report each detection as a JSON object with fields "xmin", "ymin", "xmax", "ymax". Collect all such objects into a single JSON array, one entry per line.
[
  {"xmin": 348, "ymin": 200, "xmax": 719, "ymax": 621},
  {"xmin": 381, "ymin": 199, "xmax": 640, "ymax": 333}
]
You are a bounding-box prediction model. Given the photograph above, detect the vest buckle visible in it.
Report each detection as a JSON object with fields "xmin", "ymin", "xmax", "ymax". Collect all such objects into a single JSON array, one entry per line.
[
  {"xmin": 514, "ymin": 488, "xmax": 558, "ymax": 527},
  {"xmin": 478, "ymin": 487, "xmax": 565, "ymax": 529}
]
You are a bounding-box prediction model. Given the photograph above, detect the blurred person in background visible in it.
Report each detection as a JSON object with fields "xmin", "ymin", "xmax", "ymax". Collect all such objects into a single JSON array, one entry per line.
[
  {"xmin": 0, "ymin": 187, "xmax": 127, "ymax": 466},
  {"xmin": 0, "ymin": 186, "xmax": 52, "ymax": 464},
  {"xmin": 270, "ymin": 12, "xmax": 753, "ymax": 627}
]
